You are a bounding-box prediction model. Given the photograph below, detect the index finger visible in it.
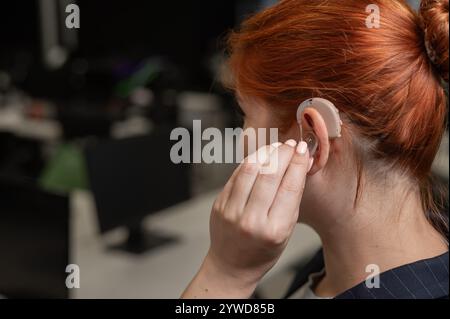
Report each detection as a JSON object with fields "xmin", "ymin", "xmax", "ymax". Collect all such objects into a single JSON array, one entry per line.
[{"xmin": 269, "ymin": 141, "xmax": 311, "ymax": 225}]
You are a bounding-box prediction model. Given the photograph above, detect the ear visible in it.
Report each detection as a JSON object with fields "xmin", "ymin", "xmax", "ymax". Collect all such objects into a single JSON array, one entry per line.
[{"xmin": 301, "ymin": 107, "xmax": 330, "ymax": 175}]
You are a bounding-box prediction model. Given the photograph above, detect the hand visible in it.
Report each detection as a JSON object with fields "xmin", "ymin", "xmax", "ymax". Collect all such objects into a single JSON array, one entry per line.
[{"xmin": 182, "ymin": 139, "xmax": 312, "ymax": 298}]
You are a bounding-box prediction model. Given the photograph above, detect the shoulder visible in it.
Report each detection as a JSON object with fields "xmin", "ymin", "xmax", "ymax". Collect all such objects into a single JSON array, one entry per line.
[
  {"xmin": 336, "ymin": 251, "xmax": 449, "ymax": 299},
  {"xmin": 285, "ymin": 250, "xmax": 449, "ymax": 299},
  {"xmin": 284, "ymin": 249, "xmax": 325, "ymax": 298}
]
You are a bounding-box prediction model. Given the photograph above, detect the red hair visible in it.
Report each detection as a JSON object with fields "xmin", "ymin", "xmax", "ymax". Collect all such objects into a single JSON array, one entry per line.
[{"xmin": 225, "ymin": 0, "xmax": 449, "ymax": 237}]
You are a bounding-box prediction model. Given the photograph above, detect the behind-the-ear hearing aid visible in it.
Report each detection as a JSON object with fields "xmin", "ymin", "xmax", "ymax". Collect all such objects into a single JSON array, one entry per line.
[
  {"xmin": 296, "ymin": 98, "xmax": 342, "ymax": 156},
  {"xmin": 304, "ymin": 132, "xmax": 318, "ymax": 156}
]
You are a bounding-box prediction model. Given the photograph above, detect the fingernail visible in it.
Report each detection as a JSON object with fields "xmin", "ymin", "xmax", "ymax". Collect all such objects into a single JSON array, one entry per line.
[
  {"xmin": 297, "ymin": 141, "xmax": 308, "ymax": 155},
  {"xmin": 271, "ymin": 142, "xmax": 283, "ymax": 148},
  {"xmin": 285, "ymin": 139, "xmax": 297, "ymax": 148},
  {"xmin": 308, "ymin": 158, "xmax": 314, "ymax": 172}
]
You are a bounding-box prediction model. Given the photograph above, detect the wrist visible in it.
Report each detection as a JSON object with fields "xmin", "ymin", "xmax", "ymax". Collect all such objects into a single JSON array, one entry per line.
[
  {"xmin": 201, "ymin": 252, "xmax": 260, "ymax": 298},
  {"xmin": 181, "ymin": 252, "xmax": 263, "ymax": 299}
]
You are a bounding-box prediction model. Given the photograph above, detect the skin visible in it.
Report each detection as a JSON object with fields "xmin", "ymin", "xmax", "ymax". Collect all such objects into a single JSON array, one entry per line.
[{"xmin": 181, "ymin": 96, "xmax": 448, "ymax": 299}]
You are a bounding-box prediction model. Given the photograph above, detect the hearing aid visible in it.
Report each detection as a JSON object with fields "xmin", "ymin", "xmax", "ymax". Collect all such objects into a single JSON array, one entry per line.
[
  {"xmin": 304, "ymin": 132, "xmax": 318, "ymax": 156},
  {"xmin": 296, "ymin": 98, "xmax": 342, "ymax": 156}
]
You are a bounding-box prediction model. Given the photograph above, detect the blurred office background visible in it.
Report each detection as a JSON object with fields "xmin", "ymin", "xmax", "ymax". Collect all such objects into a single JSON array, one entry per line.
[{"xmin": 0, "ymin": 0, "xmax": 447, "ymax": 299}]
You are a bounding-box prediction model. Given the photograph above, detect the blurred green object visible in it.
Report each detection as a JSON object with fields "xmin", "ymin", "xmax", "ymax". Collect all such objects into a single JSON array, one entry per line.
[
  {"xmin": 115, "ymin": 59, "xmax": 161, "ymax": 98},
  {"xmin": 39, "ymin": 143, "xmax": 89, "ymax": 193}
]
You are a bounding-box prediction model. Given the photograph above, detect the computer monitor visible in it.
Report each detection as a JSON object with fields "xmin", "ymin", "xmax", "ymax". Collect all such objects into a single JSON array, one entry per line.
[
  {"xmin": 0, "ymin": 176, "xmax": 69, "ymax": 299},
  {"xmin": 0, "ymin": 132, "xmax": 46, "ymax": 180},
  {"xmin": 85, "ymin": 126, "xmax": 191, "ymax": 254}
]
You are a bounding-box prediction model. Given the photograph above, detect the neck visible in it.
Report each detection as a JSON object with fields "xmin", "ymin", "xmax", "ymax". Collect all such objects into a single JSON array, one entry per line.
[{"xmin": 313, "ymin": 177, "xmax": 448, "ymax": 297}]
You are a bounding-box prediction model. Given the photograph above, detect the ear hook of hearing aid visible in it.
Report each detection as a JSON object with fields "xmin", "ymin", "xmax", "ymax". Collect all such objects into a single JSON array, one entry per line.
[
  {"xmin": 297, "ymin": 98, "xmax": 342, "ymax": 139},
  {"xmin": 296, "ymin": 97, "xmax": 343, "ymax": 157}
]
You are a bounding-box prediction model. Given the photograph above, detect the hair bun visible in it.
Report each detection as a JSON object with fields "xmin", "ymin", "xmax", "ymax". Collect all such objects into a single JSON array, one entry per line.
[{"xmin": 420, "ymin": 0, "xmax": 449, "ymax": 82}]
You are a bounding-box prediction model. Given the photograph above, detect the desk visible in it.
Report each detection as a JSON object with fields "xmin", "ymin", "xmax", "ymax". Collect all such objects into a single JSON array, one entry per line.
[
  {"xmin": 0, "ymin": 108, "xmax": 62, "ymax": 142},
  {"xmin": 70, "ymin": 133, "xmax": 448, "ymax": 299},
  {"xmin": 71, "ymin": 190, "xmax": 321, "ymax": 299}
]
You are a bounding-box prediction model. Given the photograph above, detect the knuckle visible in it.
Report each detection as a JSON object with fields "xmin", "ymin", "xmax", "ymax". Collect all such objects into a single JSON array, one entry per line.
[
  {"xmin": 222, "ymin": 211, "xmax": 237, "ymax": 225},
  {"xmin": 221, "ymin": 203, "xmax": 241, "ymax": 223},
  {"xmin": 261, "ymin": 226, "xmax": 288, "ymax": 246},
  {"xmin": 240, "ymin": 161, "xmax": 260, "ymax": 176},
  {"xmin": 290, "ymin": 154, "xmax": 309, "ymax": 167},
  {"xmin": 238, "ymin": 216, "xmax": 257, "ymax": 237},
  {"xmin": 259, "ymin": 171, "xmax": 280, "ymax": 183},
  {"xmin": 212, "ymin": 198, "xmax": 222, "ymax": 213},
  {"xmin": 279, "ymin": 179, "xmax": 302, "ymax": 194},
  {"xmin": 250, "ymin": 190, "xmax": 268, "ymax": 205}
]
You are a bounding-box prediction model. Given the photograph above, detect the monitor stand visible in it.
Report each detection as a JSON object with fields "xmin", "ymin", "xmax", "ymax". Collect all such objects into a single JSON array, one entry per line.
[{"xmin": 112, "ymin": 222, "xmax": 178, "ymax": 255}]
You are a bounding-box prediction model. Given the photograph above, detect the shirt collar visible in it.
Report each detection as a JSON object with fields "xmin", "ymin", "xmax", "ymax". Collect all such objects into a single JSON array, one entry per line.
[{"xmin": 336, "ymin": 251, "xmax": 449, "ymax": 299}]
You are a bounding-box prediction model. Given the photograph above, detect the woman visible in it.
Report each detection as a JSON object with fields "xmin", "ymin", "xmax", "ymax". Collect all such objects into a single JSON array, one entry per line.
[{"xmin": 182, "ymin": 0, "xmax": 449, "ymax": 299}]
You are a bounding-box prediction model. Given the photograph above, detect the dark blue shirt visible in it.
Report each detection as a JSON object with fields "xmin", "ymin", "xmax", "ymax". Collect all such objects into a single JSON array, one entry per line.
[{"xmin": 285, "ymin": 250, "xmax": 449, "ymax": 299}]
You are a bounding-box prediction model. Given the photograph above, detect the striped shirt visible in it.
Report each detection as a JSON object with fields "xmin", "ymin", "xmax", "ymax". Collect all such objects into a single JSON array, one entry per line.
[{"xmin": 285, "ymin": 251, "xmax": 449, "ymax": 299}]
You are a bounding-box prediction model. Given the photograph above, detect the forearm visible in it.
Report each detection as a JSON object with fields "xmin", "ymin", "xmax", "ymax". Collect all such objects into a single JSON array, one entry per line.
[{"xmin": 181, "ymin": 256, "xmax": 258, "ymax": 299}]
